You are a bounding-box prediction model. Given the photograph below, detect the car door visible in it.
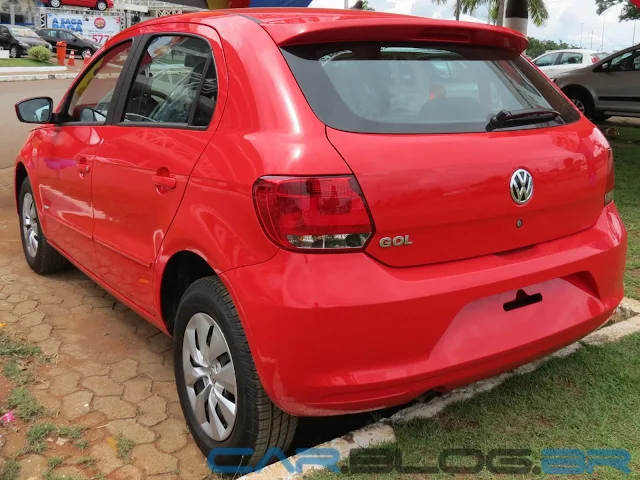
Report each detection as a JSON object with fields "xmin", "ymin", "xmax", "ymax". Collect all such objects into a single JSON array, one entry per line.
[
  {"xmin": 37, "ymin": 29, "xmax": 56, "ymax": 48},
  {"xmin": 596, "ymin": 48, "xmax": 640, "ymax": 115},
  {"xmin": 555, "ymin": 52, "xmax": 583, "ymax": 76},
  {"xmin": 532, "ymin": 52, "xmax": 561, "ymax": 77},
  {"xmin": 90, "ymin": 25, "xmax": 223, "ymax": 314},
  {"xmin": 59, "ymin": 30, "xmax": 81, "ymax": 55},
  {"xmin": 37, "ymin": 39, "xmax": 134, "ymax": 271}
]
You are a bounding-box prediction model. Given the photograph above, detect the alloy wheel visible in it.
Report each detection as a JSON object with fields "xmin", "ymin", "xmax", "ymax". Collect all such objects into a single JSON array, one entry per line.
[
  {"xmin": 10, "ymin": 46, "xmax": 17, "ymax": 58},
  {"xmin": 22, "ymin": 193, "xmax": 39, "ymax": 258},
  {"xmin": 97, "ymin": 1, "xmax": 107, "ymax": 10},
  {"xmin": 183, "ymin": 312, "xmax": 237, "ymax": 442},
  {"xmin": 571, "ymin": 98, "xmax": 586, "ymax": 114}
]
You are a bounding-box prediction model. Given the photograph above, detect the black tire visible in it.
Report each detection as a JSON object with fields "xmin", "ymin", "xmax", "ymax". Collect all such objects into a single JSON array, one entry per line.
[
  {"xmin": 18, "ymin": 178, "xmax": 69, "ymax": 275},
  {"xmin": 565, "ymin": 88, "xmax": 594, "ymax": 119},
  {"xmin": 173, "ymin": 277, "xmax": 297, "ymax": 467},
  {"xmin": 9, "ymin": 45, "xmax": 18, "ymax": 58},
  {"xmin": 96, "ymin": 0, "xmax": 107, "ymax": 10}
]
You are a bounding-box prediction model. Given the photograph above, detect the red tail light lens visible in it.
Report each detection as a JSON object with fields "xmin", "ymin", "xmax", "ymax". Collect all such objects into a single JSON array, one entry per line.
[
  {"xmin": 591, "ymin": 54, "xmax": 599, "ymax": 64},
  {"xmin": 605, "ymin": 148, "xmax": 615, "ymax": 205},
  {"xmin": 253, "ymin": 176, "xmax": 373, "ymax": 251}
]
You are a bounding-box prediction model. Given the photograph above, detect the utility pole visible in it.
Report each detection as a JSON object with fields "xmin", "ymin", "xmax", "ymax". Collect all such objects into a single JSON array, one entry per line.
[
  {"xmin": 634, "ymin": 20, "xmax": 637, "ymax": 46},
  {"xmin": 590, "ymin": 30, "xmax": 594, "ymax": 49},
  {"xmin": 580, "ymin": 23, "xmax": 584, "ymax": 48},
  {"xmin": 599, "ymin": 14, "xmax": 605, "ymax": 50}
]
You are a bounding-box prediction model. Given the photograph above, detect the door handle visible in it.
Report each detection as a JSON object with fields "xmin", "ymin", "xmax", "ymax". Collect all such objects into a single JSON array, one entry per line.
[
  {"xmin": 77, "ymin": 157, "xmax": 90, "ymax": 176},
  {"xmin": 152, "ymin": 175, "xmax": 176, "ymax": 190}
]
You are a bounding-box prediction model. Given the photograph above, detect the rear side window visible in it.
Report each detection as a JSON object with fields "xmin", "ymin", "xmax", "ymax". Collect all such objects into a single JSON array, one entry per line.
[{"xmin": 282, "ymin": 43, "xmax": 579, "ymax": 134}]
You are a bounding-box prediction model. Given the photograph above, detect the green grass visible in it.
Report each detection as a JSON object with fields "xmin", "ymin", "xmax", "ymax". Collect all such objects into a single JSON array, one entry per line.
[
  {"xmin": 47, "ymin": 457, "xmax": 63, "ymax": 469},
  {"xmin": 0, "ymin": 58, "xmax": 53, "ymax": 68},
  {"xmin": 58, "ymin": 425, "xmax": 84, "ymax": 440},
  {"xmin": 3, "ymin": 360, "xmax": 30, "ymax": 385},
  {"xmin": 76, "ymin": 456, "xmax": 95, "ymax": 467},
  {"xmin": 25, "ymin": 423, "xmax": 58, "ymax": 453},
  {"xmin": 0, "ymin": 333, "xmax": 41, "ymax": 358},
  {"xmin": 0, "ymin": 459, "xmax": 20, "ymax": 480},
  {"xmin": 116, "ymin": 435, "xmax": 135, "ymax": 461},
  {"xmin": 309, "ymin": 333, "xmax": 640, "ymax": 480},
  {"xmin": 7, "ymin": 387, "xmax": 44, "ymax": 421},
  {"xmin": 75, "ymin": 439, "xmax": 89, "ymax": 451},
  {"xmin": 611, "ymin": 140, "xmax": 640, "ymax": 299}
]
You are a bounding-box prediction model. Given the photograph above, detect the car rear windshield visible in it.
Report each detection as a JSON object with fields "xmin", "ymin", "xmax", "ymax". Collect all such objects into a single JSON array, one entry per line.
[{"xmin": 281, "ymin": 43, "xmax": 580, "ymax": 134}]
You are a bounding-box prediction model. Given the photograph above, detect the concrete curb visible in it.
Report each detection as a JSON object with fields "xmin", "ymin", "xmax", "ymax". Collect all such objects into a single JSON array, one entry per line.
[
  {"xmin": 238, "ymin": 298, "xmax": 640, "ymax": 479},
  {"xmin": 0, "ymin": 66, "xmax": 68, "ymax": 73},
  {"xmin": 0, "ymin": 72, "xmax": 78, "ymax": 82}
]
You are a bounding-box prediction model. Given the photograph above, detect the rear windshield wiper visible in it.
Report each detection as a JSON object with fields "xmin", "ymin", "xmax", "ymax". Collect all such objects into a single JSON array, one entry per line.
[{"xmin": 487, "ymin": 108, "xmax": 561, "ymax": 131}]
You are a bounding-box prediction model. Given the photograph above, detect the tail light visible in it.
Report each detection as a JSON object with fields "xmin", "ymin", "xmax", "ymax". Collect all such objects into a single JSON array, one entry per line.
[
  {"xmin": 253, "ymin": 176, "xmax": 373, "ymax": 251},
  {"xmin": 605, "ymin": 148, "xmax": 615, "ymax": 205},
  {"xmin": 591, "ymin": 54, "xmax": 599, "ymax": 64}
]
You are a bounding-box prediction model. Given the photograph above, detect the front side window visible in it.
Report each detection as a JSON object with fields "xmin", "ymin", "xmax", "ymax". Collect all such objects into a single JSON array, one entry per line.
[
  {"xmin": 122, "ymin": 35, "xmax": 217, "ymax": 126},
  {"xmin": 533, "ymin": 52, "xmax": 559, "ymax": 67},
  {"xmin": 282, "ymin": 43, "xmax": 579, "ymax": 134},
  {"xmin": 66, "ymin": 41, "xmax": 132, "ymax": 123},
  {"xmin": 559, "ymin": 52, "xmax": 583, "ymax": 65},
  {"xmin": 610, "ymin": 49, "xmax": 640, "ymax": 71}
]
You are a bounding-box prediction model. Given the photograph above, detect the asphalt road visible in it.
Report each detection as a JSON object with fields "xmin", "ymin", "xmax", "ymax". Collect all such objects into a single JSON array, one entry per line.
[{"xmin": 0, "ymin": 79, "xmax": 72, "ymax": 170}]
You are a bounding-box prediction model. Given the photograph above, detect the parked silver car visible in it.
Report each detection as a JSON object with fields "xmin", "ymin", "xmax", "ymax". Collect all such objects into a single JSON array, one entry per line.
[{"xmin": 554, "ymin": 43, "xmax": 640, "ymax": 120}]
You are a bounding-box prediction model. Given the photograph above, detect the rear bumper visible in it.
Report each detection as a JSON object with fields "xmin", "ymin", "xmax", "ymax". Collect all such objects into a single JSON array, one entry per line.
[{"xmin": 222, "ymin": 203, "xmax": 627, "ymax": 416}]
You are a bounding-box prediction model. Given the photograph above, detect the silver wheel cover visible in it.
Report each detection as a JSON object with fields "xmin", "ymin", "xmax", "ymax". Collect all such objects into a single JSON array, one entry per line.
[
  {"xmin": 22, "ymin": 193, "xmax": 39, "ymax": 258},
  {"xmin": 183, "ymin": 313, "xmax": 237, "ymax": 441}
]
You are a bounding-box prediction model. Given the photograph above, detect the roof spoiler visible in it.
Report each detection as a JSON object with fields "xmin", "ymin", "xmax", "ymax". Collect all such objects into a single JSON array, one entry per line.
[{"xmin": 262, "ymin": 18, "xmax": 528, "ymax": 54}]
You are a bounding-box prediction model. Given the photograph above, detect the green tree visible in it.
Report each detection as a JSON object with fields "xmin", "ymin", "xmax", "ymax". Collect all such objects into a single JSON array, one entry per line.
[
  {"xmin": 595, "ymin": 0, "xmax": 640, "ymax": 21},
  {"xmin": 526, "ymin": 37, "xmax": 579, "ymax": 58},
  {"xmin": 445, "ymin": 0, "xmax": 548, "ymax": 26}
]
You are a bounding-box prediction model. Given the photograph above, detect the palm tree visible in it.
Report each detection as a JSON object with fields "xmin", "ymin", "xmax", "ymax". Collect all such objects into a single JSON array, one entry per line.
[{"xmin": 435, "ymin": 0, "xmax": 548, "ymax": 27}]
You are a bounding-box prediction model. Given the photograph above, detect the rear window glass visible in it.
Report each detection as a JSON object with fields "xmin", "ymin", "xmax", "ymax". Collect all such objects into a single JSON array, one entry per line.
[{"xmin": 281, "ymin": 43, "xmax": 580, "ymax": 134}]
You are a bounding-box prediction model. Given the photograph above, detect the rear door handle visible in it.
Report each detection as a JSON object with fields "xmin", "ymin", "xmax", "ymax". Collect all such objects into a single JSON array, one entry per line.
[
  {"xmin": 77, "ymin": 157, "xmax": 90, "ymax": 176},
  {"xmin": 152, "ymin": 175, "xmax": 176, "ymax": 190}
]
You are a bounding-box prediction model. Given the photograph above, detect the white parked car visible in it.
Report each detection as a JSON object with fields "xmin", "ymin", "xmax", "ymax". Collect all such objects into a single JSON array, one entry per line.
[{"xmin": 532, "ymin": 49, "xmax": 609, "ymax": 79}]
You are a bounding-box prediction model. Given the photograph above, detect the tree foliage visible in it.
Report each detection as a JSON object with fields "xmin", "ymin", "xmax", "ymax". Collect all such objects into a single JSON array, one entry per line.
[
  {"xmin": 526, "ymin": 37, "xmax": 579, "ymax": 58},
  {"xmin": 595, "ymin": 0, "xmax": 640, "ymax": 21},
  {"xmin": 434, "ymin": 0, "xmax": 548, "ymax": 27}
]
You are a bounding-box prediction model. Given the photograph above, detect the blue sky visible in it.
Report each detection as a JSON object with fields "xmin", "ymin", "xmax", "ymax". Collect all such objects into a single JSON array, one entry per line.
[{"xmin": 308, "ymin": 0, "xmax": 639, "ymax": 53}]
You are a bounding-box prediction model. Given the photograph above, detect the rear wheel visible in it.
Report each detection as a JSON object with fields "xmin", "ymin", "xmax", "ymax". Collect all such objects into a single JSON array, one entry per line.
[
  {"xmin": 565, "ymin": 89, "xmax": 594, "ymax": 119},
  {"xmin": 18, "ymin": 178, "xmax": 69, "ymax": 274},
  {"xmin": 173, "ymin": 277, "xmax": 297, "ymax": 467}
]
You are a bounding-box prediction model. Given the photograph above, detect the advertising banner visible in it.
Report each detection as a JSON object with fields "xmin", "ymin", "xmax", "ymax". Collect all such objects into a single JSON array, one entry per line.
[{"xmin": 46, "ymin": 13, "xmax": 121, "ymax": 44}]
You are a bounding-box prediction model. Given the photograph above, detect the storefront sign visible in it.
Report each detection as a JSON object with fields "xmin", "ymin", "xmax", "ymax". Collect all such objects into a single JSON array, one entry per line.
[{"xmin": 46, "ymin": 13, "xmax": 121, "ymax": 44}]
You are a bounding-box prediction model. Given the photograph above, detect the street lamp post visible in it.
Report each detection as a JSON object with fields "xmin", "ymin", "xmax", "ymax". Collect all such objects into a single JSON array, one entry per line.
[{"xmin": 580, "ymin": 23, "xmax": 584, "ymax": 48}]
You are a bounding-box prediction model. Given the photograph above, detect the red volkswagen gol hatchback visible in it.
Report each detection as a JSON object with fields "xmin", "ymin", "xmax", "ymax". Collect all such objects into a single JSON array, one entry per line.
[{"xmin": 14, "ymin": 9, "xmax": 627, "ymax": 465}]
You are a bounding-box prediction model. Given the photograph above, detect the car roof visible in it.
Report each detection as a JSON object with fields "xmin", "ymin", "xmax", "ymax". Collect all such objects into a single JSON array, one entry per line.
[{"xmin": 110, "ymin": 8, "xmax": 529, "ymax": 54}]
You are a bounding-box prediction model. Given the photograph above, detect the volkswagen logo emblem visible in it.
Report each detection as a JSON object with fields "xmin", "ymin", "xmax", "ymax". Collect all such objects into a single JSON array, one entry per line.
[{"xmin": 510, "ymin": 169, "xmax": 533, "ymax": 204}]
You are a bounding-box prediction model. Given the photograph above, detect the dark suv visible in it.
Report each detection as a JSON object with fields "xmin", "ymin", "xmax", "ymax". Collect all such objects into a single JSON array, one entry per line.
[{"xmin": 36, "ymin": 28, "xmax": 102, "ymax": 58}]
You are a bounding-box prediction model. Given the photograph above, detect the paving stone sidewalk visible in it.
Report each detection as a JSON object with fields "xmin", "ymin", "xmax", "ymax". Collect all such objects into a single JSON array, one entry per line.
[{"xmin": 0, "ymin": 168, "xmax": 213, "ymax": 479}]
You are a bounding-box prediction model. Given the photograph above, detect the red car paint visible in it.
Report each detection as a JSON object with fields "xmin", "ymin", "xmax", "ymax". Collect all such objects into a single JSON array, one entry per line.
[
  {"xmin": 15, "ymin": 10, "xmax": 626, "ymax": 417},
  {"xmin": 46, "ymin": 0, "xmax": 113, "ymax": 9}
]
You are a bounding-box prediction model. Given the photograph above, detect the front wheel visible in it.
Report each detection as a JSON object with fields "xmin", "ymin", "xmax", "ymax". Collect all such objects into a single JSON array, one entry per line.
[
  {"xmin": 9, "ymin": 45, "xmax": 18, "ymax": 58},
  {"xmin": 96, "ymin": 0, "xmax": 107, "ymax": 10},
  {"xmin": 173, "ymin": 277, "xmax": 297, "ymax": 467},
  {"xmin": 565, "ymin": 89, "xmax": 594, "ymax": 119},
  {"xmin": 49, "ymin": 0, "xmax": 61, "ymax": 7},
  {"xmin": 19, "ymin": 178, "xmax": 69, "ymax": 274}
]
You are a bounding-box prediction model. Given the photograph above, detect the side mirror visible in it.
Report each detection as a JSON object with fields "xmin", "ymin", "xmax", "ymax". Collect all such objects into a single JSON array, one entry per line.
[{"xmin": 15, "ymin": 97, "xmax": 54, "ymax": 124}]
